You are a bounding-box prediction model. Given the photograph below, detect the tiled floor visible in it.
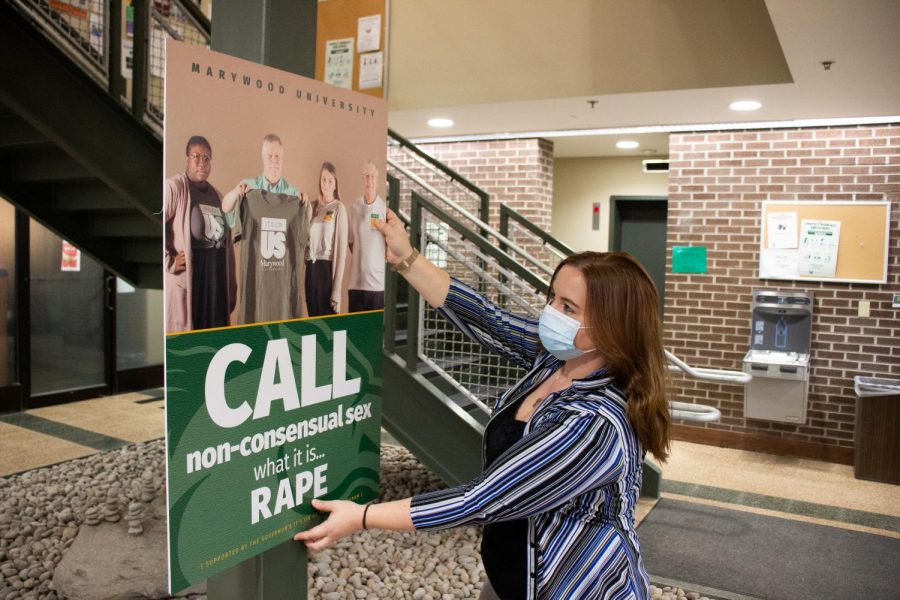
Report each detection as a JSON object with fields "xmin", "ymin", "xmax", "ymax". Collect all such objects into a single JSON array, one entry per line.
[
  {"xmin": 2, "ymin": 391, "xmax": 898, "ymax": 541},
  {"xmin": 0, "ymin": 389, "xmax": 164, "ymax": 476},
  {"xmin": 650, "ymin": 440, "xmax": 900, "ymax": 538}
]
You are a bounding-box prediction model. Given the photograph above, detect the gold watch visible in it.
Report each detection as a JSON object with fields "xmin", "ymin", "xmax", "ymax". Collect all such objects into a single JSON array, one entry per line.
[{"xmin": 390, "ymin": 248, "xmax": 420, "ymax": 272}]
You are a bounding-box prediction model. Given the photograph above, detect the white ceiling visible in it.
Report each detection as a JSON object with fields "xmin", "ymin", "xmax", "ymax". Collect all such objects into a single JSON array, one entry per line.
[{"xmin": 386, "ymin": 0, "xmax": 900, "ymax": 157}]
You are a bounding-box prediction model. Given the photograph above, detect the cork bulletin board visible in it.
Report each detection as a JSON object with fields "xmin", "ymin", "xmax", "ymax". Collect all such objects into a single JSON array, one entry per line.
[
  {"xmin": 315, "ymin": 0, "xmax": 388, "ymax": 98},
  {"xmin": 759, "ymin": 201, "xmax": 891, "ymax": 284}
]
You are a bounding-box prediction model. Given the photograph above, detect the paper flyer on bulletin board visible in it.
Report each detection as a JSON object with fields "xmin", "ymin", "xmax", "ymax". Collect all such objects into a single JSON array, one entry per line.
[
  {"xmin": 162, "ymin": 40, "xmax": 387, "ymax": 593},
  {"xmin": 359, "ymin": 51, "xmax": 383, "ymax": 90},
  {"xmin": 357, "ymin": 14, "xmax": 381, "ymax": 53},
  {"xmin": 798, "ymin": 219, "xmax": 840, "ymax": 278},
  {"xmin": 325, "ymin": 37, "xmax": 354, "ymax": 89},
  {"xmin": 766, "ymin": 211, "xmax": 798, "ymax": 249}
]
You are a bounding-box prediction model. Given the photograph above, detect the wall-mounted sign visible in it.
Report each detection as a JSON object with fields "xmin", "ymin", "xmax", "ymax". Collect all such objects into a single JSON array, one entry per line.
[
  {"xmin": 767, "ymin": 211, "xmax": 798, "ymax": 249},
  {"xmin": 60, "ymin": 241, "xmax": 81, "ymax": 272},
  {"xmin": 324, "ymin": 38, "xmax": 354, "ymax": 89},
  {"xmin": 357, "ymin": 14, "xmax": 381, "ymax": 53},
  {"xmin": 358, "ymin": 51, "xmax": 383, "ymax": 90},
  {"xmin": 672, "ymin": 246, "xmax": 707, "ymax": 274},
  {"xmin": 798, "ymin": 219, "xmax": 840, "ymax": 278}
]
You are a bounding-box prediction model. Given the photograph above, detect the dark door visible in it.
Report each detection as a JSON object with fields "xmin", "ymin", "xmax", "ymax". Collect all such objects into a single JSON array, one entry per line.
[
  {"xmin": 28, "ymin": 218, "xmax": 113, "ymax": 406},
  {"xmin": 610, "ymin": 197, "xmax": 668, "ymax": 317}
]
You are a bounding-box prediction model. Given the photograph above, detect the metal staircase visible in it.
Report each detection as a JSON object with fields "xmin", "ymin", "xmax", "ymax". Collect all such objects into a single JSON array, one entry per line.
[{"xmin": 0, "ymin": 0, "xmax": 210, "ymax": 288}]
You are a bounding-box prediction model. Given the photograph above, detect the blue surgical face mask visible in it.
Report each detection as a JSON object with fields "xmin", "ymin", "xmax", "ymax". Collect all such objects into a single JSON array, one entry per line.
[{"xmin": 538, "ymin": 304, "xmax": 594, "ymax": 361}]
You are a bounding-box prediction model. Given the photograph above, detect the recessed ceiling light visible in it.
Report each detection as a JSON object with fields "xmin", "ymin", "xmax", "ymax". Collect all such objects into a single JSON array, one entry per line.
[
  {"xmin": 616, "ymin": 140, "xmax": 639, "ymax": 149},
  {"xmin": 427, "ymin": 117, "xmax": 454, "ymax": 128},
  {"xmin": 730, "ymin": 100, "xmax": 762, "ymax": 112}
]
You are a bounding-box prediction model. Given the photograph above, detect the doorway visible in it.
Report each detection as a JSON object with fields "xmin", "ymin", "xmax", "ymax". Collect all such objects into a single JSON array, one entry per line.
[
  {"xmin": 28, "ymin": 219, "xmax": 111, "ymax": 404},
  {"xmin": 609, "ymin": 196, "xmax": 668, "ymax": 317},
  {"xmin": 0, "ymin": 197, "xmax": 163, "ymax": 413}
]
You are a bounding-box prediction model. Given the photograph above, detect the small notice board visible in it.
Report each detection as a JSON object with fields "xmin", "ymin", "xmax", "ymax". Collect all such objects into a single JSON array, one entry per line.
[{"xmin": 759, "ymin": 201, "xmax": 891, "ymax": 284}]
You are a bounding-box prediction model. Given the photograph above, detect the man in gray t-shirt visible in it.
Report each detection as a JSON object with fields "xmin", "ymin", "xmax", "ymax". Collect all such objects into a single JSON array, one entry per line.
[{"xmin": 348, "ymin": 161, "xmax": 386, "ymax": 312}]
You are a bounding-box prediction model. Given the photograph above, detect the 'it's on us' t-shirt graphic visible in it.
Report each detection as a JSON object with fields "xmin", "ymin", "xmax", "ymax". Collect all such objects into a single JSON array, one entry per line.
[
  {"xmin": 260, "ymin": 216, "xmax": 287, "ymax": 270},
  {"xmin": 235, "ymin": 190, "xmax": 310, "ymax": 323}
]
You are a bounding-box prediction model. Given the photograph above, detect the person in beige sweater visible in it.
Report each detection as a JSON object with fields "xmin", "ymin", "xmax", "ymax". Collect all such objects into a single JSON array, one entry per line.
[{"xmin": 305, "ymin": 161, "xmax": 348, "ymax": 316}]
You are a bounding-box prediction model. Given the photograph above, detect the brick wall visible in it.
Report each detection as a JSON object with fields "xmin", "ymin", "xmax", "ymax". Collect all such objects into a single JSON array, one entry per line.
[
  {"xmin": 666, "ymin": 124, "xmax": 900, "ymax": 459},
  {"xmin": 416, "ymin": 138, "xmax": 554, "ymax": 231}
]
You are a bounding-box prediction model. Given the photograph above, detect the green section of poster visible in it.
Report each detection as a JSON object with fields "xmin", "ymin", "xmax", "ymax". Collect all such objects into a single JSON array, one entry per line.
[{"xmin": 165, "ymin": 312, "xmax": 382, "ymax": 592}]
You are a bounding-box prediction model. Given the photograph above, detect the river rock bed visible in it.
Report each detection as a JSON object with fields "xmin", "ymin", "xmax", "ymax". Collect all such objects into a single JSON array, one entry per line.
[{"xmin": 1, "ymin": 441, "xmax": 723, "ymax": 599}]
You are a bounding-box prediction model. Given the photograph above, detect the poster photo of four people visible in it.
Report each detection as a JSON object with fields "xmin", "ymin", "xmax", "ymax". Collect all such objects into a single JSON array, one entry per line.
[{"xmin": 163, "ymin": 133, "xmax": 386, "ymax": 334}]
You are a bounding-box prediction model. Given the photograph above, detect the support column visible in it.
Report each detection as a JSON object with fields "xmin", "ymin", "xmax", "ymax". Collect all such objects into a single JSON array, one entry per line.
[
  {"xmin": 206, "ymin": 2, "xmax": 317, "ymax": 598},
  {"xmin": 211, "ymin": 0, "xmax": 317, "ymax": 78}
]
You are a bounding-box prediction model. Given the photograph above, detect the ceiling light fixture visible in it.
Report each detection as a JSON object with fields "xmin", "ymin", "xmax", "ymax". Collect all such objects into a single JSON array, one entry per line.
[
  {"xmin": 616, "ymin": 140, "xmax": 639, "ymax": 149},
  {"xmin": 730, "ymin": 100, "xmax": 762, "ymax": 112},
  {"xmin": 427, "ymin": 117, "xmax": 454, "ymax": 128}
]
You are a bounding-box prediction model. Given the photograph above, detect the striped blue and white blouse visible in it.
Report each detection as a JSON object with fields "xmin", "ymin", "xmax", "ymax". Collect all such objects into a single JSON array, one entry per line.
[{"xmin": 409, "ymin": 278, "xmax": 650, "ymax": 600}]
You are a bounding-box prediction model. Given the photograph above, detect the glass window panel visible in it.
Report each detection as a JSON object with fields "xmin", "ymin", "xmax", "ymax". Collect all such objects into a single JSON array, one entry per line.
[
  {"xmin": 0, "ymin": 197, "xmax": 15, "ymax": 386},
  {"xmin": 116, "ymin": 278, "xmax": 163, "ymax": 370},
  {"xmin": 29, "ymin": 221, "xmax": 105, "ymax": 395}
]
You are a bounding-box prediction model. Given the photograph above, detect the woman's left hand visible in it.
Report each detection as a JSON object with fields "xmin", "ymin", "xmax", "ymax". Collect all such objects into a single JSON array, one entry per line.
[{"xmin": 293, "ymin": 499, "xmax": 364, "ymax": 551}]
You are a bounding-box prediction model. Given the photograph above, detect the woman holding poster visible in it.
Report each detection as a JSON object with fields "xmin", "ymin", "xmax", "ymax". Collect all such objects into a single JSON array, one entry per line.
[
  {"xmin": 296, "ymin": 209, "xmax": 670, "ymax": 600},
  {"xmin": 305, "ymin": 162, "xmax": 348, "ymax": 316}
]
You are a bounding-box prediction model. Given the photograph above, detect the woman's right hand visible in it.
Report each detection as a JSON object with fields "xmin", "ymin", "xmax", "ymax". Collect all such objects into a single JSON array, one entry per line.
[
  {"xmin": 173, "ymin": 251, "xmax": 186, "ymax": 274},
  {"xmin": 375, "ymin": 208, "xmax": 414, "ymax": 264}
]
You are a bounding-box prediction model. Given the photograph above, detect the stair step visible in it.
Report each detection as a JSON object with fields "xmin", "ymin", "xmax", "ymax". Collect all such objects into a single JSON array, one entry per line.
[
  {"xmin": 0, "ymin": 115, "xmax": 49, "ymax": 151},
  {"xmin": 89, "ymin": 214, "xmax": 160, "ymax": 238},
  {"xmin": 5, "ymin": 152, "xmax": 92, "ymax": 183}
]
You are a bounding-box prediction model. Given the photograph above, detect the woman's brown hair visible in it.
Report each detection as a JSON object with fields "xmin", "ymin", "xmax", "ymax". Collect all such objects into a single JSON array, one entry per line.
[{"xmin": 550, "ymin": 251, "xmax": 671, "ymax": 461}]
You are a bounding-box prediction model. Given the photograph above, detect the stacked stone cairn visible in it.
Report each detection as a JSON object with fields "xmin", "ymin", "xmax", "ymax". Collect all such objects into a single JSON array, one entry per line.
[
  {"xmin": 102, "ymin": 486, "xmax": 121, "ymax": 524},
  {"xmin": 0, "ymin": 442, "xmax": 165, "ymax": 600},
  {"xmin": 82, "ymin": 506, "xmax": 101, "ymax": 527},
  {"xmin": 141, "ymin": 469, "xmax": 156, "ymax": 503},
  {"xmin": 126, "ymin": 503, "xmax": 145, "ymax": 536}
]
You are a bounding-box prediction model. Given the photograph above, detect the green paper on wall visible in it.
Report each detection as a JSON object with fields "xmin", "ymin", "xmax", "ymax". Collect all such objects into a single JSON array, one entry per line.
[{"xmin": 672, "ymin": 246, "xmax": 707, "ymax": 273}]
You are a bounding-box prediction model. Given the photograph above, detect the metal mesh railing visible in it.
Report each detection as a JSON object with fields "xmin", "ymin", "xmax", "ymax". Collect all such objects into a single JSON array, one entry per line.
[
  {"xmin": 8, "ymin": 0, "xmax": 209, "ymax": 136},
  {"xmin": 413, "ymin": 201, "xmax": 548, "ymax": 415},
  {"xmin": 387, "ymin": 138, "xmax": 486, "ymax": 224},
  {"xmin": 390, "ymin": 159, "xmax": 554, "ymax": 284},
  {"xmin": 10, "ymin": 0, "xmax": 108, "ymax": 81},
  {"xmin": 146, "ymin": 1, "xmax": 210, "ymax": 125},
  {"xmin": 504, "ymin": 219, "xmax": 569, "ymax": 275},
  {"xmin": 498, "ymin": 203, "xmax": 575, "ymax": 277}
]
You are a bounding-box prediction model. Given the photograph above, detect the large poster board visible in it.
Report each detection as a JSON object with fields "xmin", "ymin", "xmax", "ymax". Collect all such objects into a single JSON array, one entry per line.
[
  {"xmin": 759, "ymin": 201, "xmax": 891, "ymax": 284},
  {"xmin": 163, "ymin": 40, "xmax": 387, "ymax": 593}
]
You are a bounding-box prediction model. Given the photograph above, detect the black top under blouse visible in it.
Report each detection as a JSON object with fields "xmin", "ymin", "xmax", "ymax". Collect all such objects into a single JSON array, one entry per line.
[{"xmin": 481, "ymin": 399, "xmax": 528, "ymax": 599}]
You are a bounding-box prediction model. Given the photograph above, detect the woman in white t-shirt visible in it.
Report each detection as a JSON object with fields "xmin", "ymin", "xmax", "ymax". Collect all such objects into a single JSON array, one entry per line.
[{"xmin": 305, "ymin": 162, "xmax": 348, "ymax": 316}]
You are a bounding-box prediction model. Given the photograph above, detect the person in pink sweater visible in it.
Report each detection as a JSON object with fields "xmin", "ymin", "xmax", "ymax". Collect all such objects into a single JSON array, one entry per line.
[{"xmin": 163, "ymin": 135, "xmax": 236, "ymax": 332}]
